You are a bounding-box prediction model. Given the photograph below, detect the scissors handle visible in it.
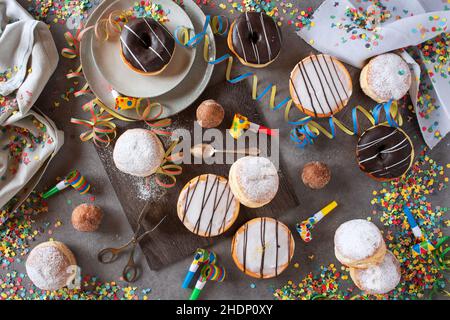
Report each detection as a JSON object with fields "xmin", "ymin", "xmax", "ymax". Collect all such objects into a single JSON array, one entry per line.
[
  {"xmin": 98, "ymin": 246, "xmax": 124, "ymax": 264},
  {"xmin": 122, "ymin": 247, "xmax": 139, "ymax": 283}
]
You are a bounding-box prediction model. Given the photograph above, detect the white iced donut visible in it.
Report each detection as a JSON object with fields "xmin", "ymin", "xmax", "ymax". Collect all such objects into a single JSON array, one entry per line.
[
  {"xmin": 334, "ymin": 219, "xmax": 386, "ymax": 269},
  {"xmin": 360, "ymin": 53, "xmax": 411, "ymax": 103},
  {"xmin": 25, "ymin": 241, "xmax": 77, "ymax": 291},
  {"xmin": 177, "ymin": 174, "xmax": 240, "ymax": 237},
  {"xmin": 113, "ymin": 128, "xmax": 165, "ymax": 177},
  {"xmin": 289, "ymin": 54, "xmax": 353, "ymax": 118},
  {"xmin": 231, "ymin": 217, "xmax": 295, "ymax": 279},
  {"xmin": 229, "ymin": 156, "xmax": 279, "ymax": 208},
  {"xmin": 350, "ymin": 250, "xmax": 401, "ymax": 294}
]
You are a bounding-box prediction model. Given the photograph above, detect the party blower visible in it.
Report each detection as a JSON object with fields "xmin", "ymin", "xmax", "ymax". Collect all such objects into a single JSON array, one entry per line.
[
  {"xmin": 182, "ymin": 248, "xmax": 217, "ymax": 289},
  {"xmin": 403, "ymin": 206, "xmax": 436, "ymax": 257},
  {"xmin": 296, "ymin": 201, "xmax": 338, "ymax": 242},
  {"xmin": 189, "ymin": 264, "xmax": 226, "ymax": 300},
  {"xmin": 229, "ymin": 114, "xmax": 277, "ymax": 139},
  {"xmin": 43, "ymin": 170, "xmax": 91, "ymax": 199}
]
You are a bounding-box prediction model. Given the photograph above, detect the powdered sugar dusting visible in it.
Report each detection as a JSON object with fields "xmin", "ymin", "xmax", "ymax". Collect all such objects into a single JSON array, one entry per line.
[
  {"xmin": 236, "ymin": 156, "xmax": 279, "ymax": 202},
  {"xmin": 25, "ymin": 244, "xmax": 72, "ymax": 291},
  {"xmin": 354, "ymin": 251, "xmax": 401, "ymax": 294},
  {"xmin": 367, "ymin": 53, "xmax": 411, "ymax": 100},
  {"xmin": 135, "ymin": 176, "xmax": 166, "ymax": 201},
  {"xmin": 334, "ymin": 219, "xmax": 383, "ymax": 260},
  {"xmin": 113, "ymin": 129, "xmax": 164, "ymax": 177}
]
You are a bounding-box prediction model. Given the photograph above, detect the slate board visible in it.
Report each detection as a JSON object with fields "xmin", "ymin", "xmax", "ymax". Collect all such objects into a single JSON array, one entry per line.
[{"xmin": 96, "ymin": 81, "xmax": 299, "ymax": 270}]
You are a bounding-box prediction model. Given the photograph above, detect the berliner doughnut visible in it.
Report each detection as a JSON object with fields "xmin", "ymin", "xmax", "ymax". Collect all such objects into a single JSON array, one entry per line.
[
  {"xmin": 113, "ymin": 128, "xmax": 165, "ymax": 177},
  {"xmin": 227, "ymin": 11, "xmax": 282, "ymax": 68},
  {"xmin": 120, "ymin": 18, "xmax": 175, "ymax": 76},
  {"xmin": 25, "ymin": 241, "xmax": 77, "ymax": 291},
  {"xmin": 356, "ymin": 124, "xmax": 414, "ymax": 181},
  {"xmin": 334, "ymin": 219, "xmax": 386, "ymax": 269},
  {"xmin": 289, "ymin": 54, "xmax": 353, "ymax": 118},
  {"xmin": 231, "ymin": 217, "xmax": 295, "ymax": 279},
  {"xmin": 360, "ymin": 53, "xmax": 411, "ymax": 103},
  {"xmin": 229, "ymin": 156, "xmax": 279, "ymax": 208},
  {"xmin": 177, "ymin": 174, "xmax": 240, "ymax": 237},
  {"xmin": 350, "ymin": 251, "xmax": 401, "ymax": 294}
]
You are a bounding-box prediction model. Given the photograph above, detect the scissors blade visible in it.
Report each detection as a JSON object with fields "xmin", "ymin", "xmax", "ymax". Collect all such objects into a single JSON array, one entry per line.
[
  {"xmin": 136, "ymin": 215, "xmax": 168, "ymax": 242},
  {"xmin": 135, "ymin": 201, "xmax": 153, "ymax": 228}
]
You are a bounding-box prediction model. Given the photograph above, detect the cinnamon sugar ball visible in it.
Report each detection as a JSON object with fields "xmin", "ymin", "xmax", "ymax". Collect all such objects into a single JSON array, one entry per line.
[
  {"xmin": 196, "ymin": 99, "xmax": 225, "ymax": 128},
  {"xmin": 301, "ymin": 161, "xmax": 331, "ymax": 189},
  {"xmin": 71, "ymin": 203, "xmax": 103, "ymax": 232}
]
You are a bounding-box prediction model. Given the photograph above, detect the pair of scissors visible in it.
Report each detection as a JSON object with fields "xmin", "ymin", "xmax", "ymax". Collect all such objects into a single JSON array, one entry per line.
[{"xmin": 97, "ymin": 202, "xmax": 167, "ymax": 282}]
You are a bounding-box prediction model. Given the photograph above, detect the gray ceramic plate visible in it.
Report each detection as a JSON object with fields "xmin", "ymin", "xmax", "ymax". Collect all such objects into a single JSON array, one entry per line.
[
  {"xmin": 91, "ymin": 0, "xmax": 196, "ymax": 98},
  {"xmin": 80, "ymin": 0, "xmax": 215, "ymax": 119}
]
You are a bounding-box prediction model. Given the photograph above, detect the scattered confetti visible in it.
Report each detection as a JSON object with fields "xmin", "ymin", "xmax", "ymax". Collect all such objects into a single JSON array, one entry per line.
[
  {"xmin": 26, "ymin": 0, "xmax": 95, "ymax": 28},
  {"xmin": 274, "ymin": 149, "xmax": 449, "ymax": 300},
  {"xmin": 417, "ymin": 33, "xmax": 450, "ymax": 80},
  {"xmin": 0, "ymin": 118, "xmax": 52, "ymax": 184},
  {"xmin": 0, "ymin": 272, "xmax": 152, "ymax": 300},
  {"xmin": 213, "ymin": 0, "xmax": 315, "ymax": 32},
  {"xmin": 0, "ymin": 192, "xmax": 49, "ymax": 268}
]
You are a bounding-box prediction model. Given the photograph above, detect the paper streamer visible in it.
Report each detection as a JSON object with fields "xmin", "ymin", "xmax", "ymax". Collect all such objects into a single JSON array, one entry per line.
[
  {"xmin": 153, "ymin": 139, "xmax": 183, "ymax": 189},
  {"xmin": 288, "ymin": 99, "xmax": 403, "ymax": 148},
  {"xmin": 189, "ymin": 264, "xmax": 226, "ymax": 300},
  {"xmin": 70, "ymin": 99, "xmax": 117, "ymax": 147},
  {"xmin": 182, "ymin": 248, "xmax": 217, "ymax": 289},
  {"xmin": 174, "ymin": 16, "xmax": 404, "ymax": 148},
  {"xmin": 174, "ymin": 15, "xmax": 295, "ymax": 113}
]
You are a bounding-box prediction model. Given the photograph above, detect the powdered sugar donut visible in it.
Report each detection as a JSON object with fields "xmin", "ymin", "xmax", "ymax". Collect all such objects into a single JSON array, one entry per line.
[
  {"xmin": 231, "ymin": 217, "xmax": 295, "ymax": 278},
  {"xmin": 360, "ymin": 53, "xmax": 411, "ymax": 103},
  {"xmin": 113, "ymin": 128, "xmax": 165, "ymax": 177},
  {"xmin": 334, "ymin": 219, "xmax": 386, "ymax": 269},
  {"xmin": 177, "ymin": 174, "xmax": 240, "ymax": 237},
  {"xmin": 25, "ymin": 241, "xmax": 77, "ymax": 291},
  {"xmin": 229, "ymin": 156, "xmax": 279, "ymax": 208},
  {"xmin": 350, "ymin": 251, "xmax": 401, "ymax": 294}
]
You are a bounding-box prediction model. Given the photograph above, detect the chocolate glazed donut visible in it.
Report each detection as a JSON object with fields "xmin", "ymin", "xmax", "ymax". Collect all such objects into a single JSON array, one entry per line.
[
  {"xmin": 356, "ymin": 124, "xmax": 414, "ymax": 181},
  {"xmin": 120, "ymin": 18, "xmax": 175, "ymax": 75},
  {"xmin": 228, "ymin": 11, "xmax": 282, "ymax": 68}
]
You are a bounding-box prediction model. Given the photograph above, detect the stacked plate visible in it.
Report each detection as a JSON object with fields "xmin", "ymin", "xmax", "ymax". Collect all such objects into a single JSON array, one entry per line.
[{"xmin": 80, "ymin": 0, "xmax": 216, "ymax": 119}]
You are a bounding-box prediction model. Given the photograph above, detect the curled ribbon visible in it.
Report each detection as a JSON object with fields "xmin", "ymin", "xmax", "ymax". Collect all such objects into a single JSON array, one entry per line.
[
  {"xmin": 135, "ymin": 98, "xmax": 172, "ymax": 136},
  {"xmin": 151, "ymin": 139, "xmax": 183, "ymax": 188},
  {"xmin": 70, "ymin": 100, "xmax": 117, "ymax": 147},
  {"xmin": 174, "ymin": 16, "xmax": 404, "ymax": 148},
  {"xmin": 289, "ymin": 100, "xmax": 403, "ymax": 148},
  {"xmin": 174, "ymin": 15, "xmax": 293, "ymax": 113}
]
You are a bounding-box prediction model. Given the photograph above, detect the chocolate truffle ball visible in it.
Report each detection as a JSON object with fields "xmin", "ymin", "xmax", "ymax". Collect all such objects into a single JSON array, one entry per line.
[
  {"xmin": 301, "ymin": 161, "xmax": 331, "ymax": 189},
  {"xmin": 196, "ymin": 99, "xmax": 225, "ymax": 128},
  {"xmin": 71, "ymin": 203, "xmax": 103, "ymax": 232}
]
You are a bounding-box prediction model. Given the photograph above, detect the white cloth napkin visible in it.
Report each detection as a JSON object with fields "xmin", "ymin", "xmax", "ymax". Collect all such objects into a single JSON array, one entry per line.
[
  {"xmin": 0, "ymin": 0, "xmax": 63, "ymax": 211},
  {"xmin": 298, "ymin": 0, "xmax": 450, "ymax": 149}
]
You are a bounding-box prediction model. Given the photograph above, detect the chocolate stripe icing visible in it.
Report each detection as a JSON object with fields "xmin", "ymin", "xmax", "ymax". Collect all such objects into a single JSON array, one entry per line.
[
  {"xmin": 236, "ymin": 218, "xmax": 292, "ymax": 278},
  {"xmin": 231, "ymin": 12, "xmax": 282, "ymax": 65},
  {"xmin": 290, "ymin": 54, "xmax": 352, "ymax": 116},
  {"xmin": 120, "ymin": 18, "xmax": 175, "ymax": 73},
  {"xmin": 356, "ymin": 126, "xmax": 413, "ymax": 180},
  {"xmin": 179, "ymin": 174, "xmax": 238, "ymax": 237}
]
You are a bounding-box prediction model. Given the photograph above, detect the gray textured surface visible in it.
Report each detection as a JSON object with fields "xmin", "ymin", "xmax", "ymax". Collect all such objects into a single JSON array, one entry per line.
[{"xmin": 4, "ymin": 0, "xmax": 449, "ymax": 300}]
